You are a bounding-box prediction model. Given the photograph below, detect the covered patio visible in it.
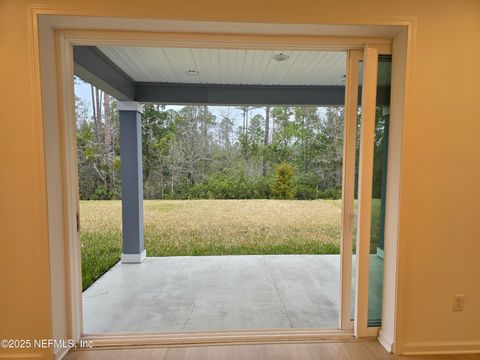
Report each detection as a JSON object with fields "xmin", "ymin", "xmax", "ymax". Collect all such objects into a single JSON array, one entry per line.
[{"xmin": 83, "ymin": 255, "xmax": 383, "ymax": 333}]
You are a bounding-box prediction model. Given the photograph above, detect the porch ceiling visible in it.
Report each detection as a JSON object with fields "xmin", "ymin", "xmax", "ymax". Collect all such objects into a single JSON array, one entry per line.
[
  {"xmin": 73, "ymin": 45, "xmax": 390, "ymax": 105},
  {"xmin": 97, "ymin": 46, "xmax": 347, "ymax": 86}
]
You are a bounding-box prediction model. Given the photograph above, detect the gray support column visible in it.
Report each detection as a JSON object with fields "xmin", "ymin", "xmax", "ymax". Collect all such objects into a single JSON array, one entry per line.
[{"xmin": 119, "ymin": 101, "xmax": 146, "ymax": 263}]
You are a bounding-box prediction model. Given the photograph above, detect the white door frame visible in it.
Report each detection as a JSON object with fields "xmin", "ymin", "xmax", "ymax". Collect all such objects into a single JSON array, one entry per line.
[
  {"xmin": 33, "ymin": 11, "xmax": 414, "ymax": 352},
  {"xmin": 57, "ymin": 27, "xmax": 390, "ymax": 343},
  {"xmin": 340, "ymin": 46, "xmax": 390, "ymax": 337},
  {"xmin": 353, "ymin": 45, "xmax": 381, "ymax": 337},
  {"xmin": 340, "ymin": 48, "xmax": 363, "ymax": 331}
]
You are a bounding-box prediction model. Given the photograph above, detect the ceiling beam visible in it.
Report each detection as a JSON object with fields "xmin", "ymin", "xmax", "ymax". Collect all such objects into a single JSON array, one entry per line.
[
  {"xmin": 135, "ymin": 83, "xmax": 390, "ymax": 106},
  {"xmin": 136, "ymin": 83, "xmax": 347, "ymax": 106},
  {"xmin": 73, "ymin": 46, "xmax": 135, "ymax": 101}
]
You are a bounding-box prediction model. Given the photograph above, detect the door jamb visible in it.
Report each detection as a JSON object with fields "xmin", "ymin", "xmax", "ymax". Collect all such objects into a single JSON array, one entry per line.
[
  {"xmin": 340, "ymin": 48, "xmax": 363, "ymax": 331},
  {"xmin": 56, "ymin": 28, "xmax": 393, "ymax": 346},
  {"xmin": 353, "ymin": 45, "xmax": 379, "ymax": 337}
]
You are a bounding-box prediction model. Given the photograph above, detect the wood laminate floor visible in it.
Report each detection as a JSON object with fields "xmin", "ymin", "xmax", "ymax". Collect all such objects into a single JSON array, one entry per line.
[{"xmin": 65, "ymin": 340, "xmax": 480, "ymax": 360}]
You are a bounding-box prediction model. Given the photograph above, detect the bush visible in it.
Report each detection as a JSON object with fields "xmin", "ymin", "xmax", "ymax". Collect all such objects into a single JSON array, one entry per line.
[
  {"xmin": 296, "ymin": 184, "xmax": 319, "ymax": 200},
  {"xmin": 251, "ymin": 176, "xmax": 272, "ymax": 198},
  {"xmin": 318, "ymin": 187, "xmax": 342, "ymax": 200},
  {"xmin": 92, "ymin": 184, "xmax": 112, "ymax": 200},
  {"xmin": 188, "ymin": 175, "xmax": 273, "ymax": 199},
  {"xmin": 162, "ymin": 169, "xmax": 340, "ymax": 201},
  {"xmin": 271, "ymin": 163, "xmax": 297, "ymax": 200}
]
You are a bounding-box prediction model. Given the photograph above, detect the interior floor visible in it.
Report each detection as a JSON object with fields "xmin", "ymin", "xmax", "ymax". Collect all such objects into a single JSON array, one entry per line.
[{"xmin": 64, "ymin": 340, "xmax": 480, "ymax": 360}]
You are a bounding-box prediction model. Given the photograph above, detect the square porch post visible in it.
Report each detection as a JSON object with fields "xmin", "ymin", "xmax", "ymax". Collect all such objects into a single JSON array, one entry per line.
[{"xmin": 118, "ymin": 101, "xmax": 146, "ymax": 263}]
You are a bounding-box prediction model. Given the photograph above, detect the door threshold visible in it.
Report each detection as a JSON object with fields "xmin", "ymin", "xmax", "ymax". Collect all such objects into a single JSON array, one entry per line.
[{"xmin": 80, "ymin": 328, "xmax": 358, "ymax": 349}]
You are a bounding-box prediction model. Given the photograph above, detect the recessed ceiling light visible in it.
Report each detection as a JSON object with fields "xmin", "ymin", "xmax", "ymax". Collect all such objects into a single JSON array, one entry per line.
[
  {"xmin": 185, "ymin": 69, "xmax": 200, "ymax": 76},
  {"xmin": 273, "ymin": 53, "xmax": 290, "ymax": 62}
]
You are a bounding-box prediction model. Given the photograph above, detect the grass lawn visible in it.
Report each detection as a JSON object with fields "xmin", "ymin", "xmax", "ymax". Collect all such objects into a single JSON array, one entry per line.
[{"xmin": 80, "ymin": 199, "xmax": 381, "ymax": 290}]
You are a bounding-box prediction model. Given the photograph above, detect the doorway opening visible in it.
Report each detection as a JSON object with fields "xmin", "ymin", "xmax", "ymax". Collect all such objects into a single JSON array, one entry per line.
[
  {"xmin": 39, "ymin": 15, "xmax": 409, "ymax": 347},
  {"xmin": 74, "ymin": 47, "xmax": 358, "ymax": 333}
]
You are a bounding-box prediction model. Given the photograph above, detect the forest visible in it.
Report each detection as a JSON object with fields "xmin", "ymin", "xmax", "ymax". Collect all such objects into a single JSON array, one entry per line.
[{"xmin": 76, "ymin": 80, "xmax": 387, "ymax": 201}]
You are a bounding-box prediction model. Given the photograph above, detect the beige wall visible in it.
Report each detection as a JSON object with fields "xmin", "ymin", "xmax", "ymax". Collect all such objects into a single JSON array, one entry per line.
[
  {"xmin": 1, "ymin": 0, "xmax": 480, "ymax": 358},
  {"xmin": 0, "ymin": 1, "xmax": 53, "ymax": 359}
]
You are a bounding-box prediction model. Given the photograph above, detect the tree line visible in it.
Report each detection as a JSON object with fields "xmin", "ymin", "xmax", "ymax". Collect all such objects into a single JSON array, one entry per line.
[{"xmin": 76, "ymin": 81, "xmax": 388, "ymax": 201}]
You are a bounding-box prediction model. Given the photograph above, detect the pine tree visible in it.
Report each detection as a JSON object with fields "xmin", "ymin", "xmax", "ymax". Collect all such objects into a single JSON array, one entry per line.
[{"xmin": 271, "ymin": 162, "xmax": 297, "ymax": 199}]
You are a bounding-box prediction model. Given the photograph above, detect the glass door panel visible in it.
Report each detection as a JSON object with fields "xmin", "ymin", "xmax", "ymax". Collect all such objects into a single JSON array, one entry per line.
[
  {"xmin": 342, "ymin": 49, "xmax": 391, "ymax": 335},
  {"xmin": 367, "ymin": 55, "xmax": 392, "ymax": 327}
]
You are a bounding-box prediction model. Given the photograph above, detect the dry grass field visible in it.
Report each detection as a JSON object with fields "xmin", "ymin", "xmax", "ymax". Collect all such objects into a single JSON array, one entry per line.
[{"xmin": 80, "ymin": 199, "xmax": 383, "ymax": 289}]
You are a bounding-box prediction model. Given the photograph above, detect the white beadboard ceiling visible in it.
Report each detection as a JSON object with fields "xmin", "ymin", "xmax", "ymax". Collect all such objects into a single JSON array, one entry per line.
[{"xmin": 98, "ymin": 46, "xmax": 347, "ymax": 86}]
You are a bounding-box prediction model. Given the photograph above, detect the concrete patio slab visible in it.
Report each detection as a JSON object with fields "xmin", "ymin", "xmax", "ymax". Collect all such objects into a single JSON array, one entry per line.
[{"xmin": 83, "ymin": 255, "xmax": 383, "ymax": 333}]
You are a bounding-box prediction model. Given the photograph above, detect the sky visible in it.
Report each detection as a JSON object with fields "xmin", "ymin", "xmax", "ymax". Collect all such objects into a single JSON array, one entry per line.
[{"xmin": 74, "ymin": 77, "xmax": 265, "ymax": 127}]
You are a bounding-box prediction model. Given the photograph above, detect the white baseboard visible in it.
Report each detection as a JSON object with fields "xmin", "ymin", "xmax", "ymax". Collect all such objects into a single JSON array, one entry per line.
[
  {"xmin": 121, "ymin": 249, "xmax": 146, "ymax": 263},
  {"xmin": 378, "ymin": 329, "xmax": 394, "ymax": 353},
  {"xmin": 401, "ymin": 340, "xmax": 480, "ymax": 355}
]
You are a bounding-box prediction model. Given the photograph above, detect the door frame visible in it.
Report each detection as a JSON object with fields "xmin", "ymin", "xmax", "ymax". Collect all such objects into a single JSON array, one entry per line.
[
  {"xmin": 340, "ymin": 46, "xmax": 392, "ymax": 338},
  {"xmin": 353, "ymin": 44, "xmax": 381, "ymax": 337},
  {"xmin": 340, "ymin": 48, "xmax": 363, "ymax": 331},
  {"xmin": 32, "ymin": 9, "xmax": 415, "ymax": 353}
]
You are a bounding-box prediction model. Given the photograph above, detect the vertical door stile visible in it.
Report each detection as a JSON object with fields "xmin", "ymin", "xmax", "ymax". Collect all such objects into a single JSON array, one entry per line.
[
  {"xmin": 354, "ymin": 45, "xmax": 379, "ymax": 337},
  {"xmin": 340, "ymin": 49, "xmax": 362, "ymax": 331}
]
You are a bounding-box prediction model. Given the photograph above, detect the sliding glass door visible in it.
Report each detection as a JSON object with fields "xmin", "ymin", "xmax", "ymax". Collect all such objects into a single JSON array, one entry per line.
[{"xmin": 341, "ymin": 47, "xmax": 391, "ymax": 336}]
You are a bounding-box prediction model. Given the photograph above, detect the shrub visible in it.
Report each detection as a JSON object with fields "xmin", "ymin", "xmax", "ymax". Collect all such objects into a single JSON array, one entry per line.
[
  {"xmin": 165, "ymin": 170, "xmax": 340, "ymax": 201},
  {"xmin": 271, "ymin": 162, "xmax": 297, "ymax": 200},
  {"xmin": 187, "ymin": 175, "xmax": 273, "ymax": 199},
  {"xmin": 92, "ymin": 184, "xmax": 112, "ymax": 200},
  {"xmin": 319, "ymin": 187, "xmax": 342, "ymax": 200},
  {"xmin": 296, "ymin": 184, "xmax": 319, "ymax": 200}
]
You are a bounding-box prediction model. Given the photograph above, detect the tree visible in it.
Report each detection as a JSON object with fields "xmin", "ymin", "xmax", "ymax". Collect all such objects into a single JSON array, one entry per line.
[
  {"xmin": 76, "ymin": 94, "xmax": 96, "ymax": 199},
  {"xmin": 76, "ymin": 77, "xmax": 122, "ymax": 200},
  {"xmin": 93, "ymin": 86, "xmax": 102, "ymax": 145},
  {"xmin": 218, "ymin": 116, "xmax": 234, "ymax": 147},
  {"xmin": 75, "ymin": 74, "xmax": 347, "ymax": 201},
  {"xmin": 236, "ymin": 106, "xmax": 255, "ymax": 135},
  {"xmin": 103, "ymin": 93, "xmax": 113, "ymax": 194},
  {"xmin": 271, "ymin": 162, "xmax": 297, "ymax": 199},
  {"xmin": 262, "ymin": 106, "xmax": 270, "ymax": 176},
  {"xmin": 90, "ymin": 84, "xmax": 96, "ymax": 136},
  {"xmin": 314, "ymin": 106, "xmax": 344, "ymax": 190},
  {"xmin": 249, "ymin": 114, "xmax": 263, "ymax": 139},
  {"xmin": 270, "ymin": 106, "xmax": 295, "ymax": 163},
  {"xmin": 142, "ymin": 104, "xmax": 170, "ymax": 198}
]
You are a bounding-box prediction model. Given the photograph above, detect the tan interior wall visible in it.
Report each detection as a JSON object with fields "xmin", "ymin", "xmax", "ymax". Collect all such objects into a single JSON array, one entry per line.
[
  {"xmin": 0, "ymin": 1, "xmax": 53, "ymax": 359},
  {"xmin": 1, "ymin": 0, "xmax": 479, "ymax": 358}
]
